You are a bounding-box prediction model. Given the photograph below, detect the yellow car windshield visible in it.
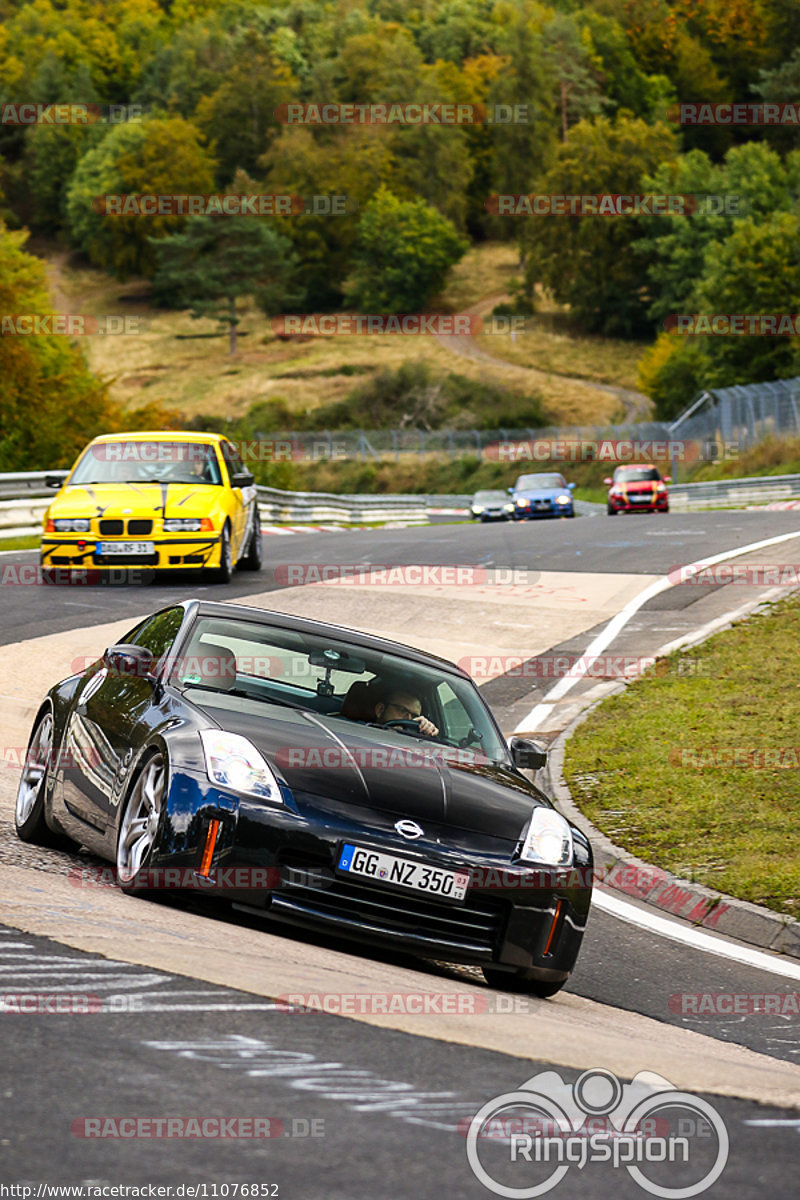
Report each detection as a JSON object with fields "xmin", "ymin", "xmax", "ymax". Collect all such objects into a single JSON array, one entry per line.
[{"xmin": 69, "ymin": 441, "xmax": 222, "ymax": 486}]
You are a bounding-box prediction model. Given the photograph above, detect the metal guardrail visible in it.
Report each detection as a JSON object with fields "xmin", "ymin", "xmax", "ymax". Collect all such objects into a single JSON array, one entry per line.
[
  {"xmin": 254, "ymin": 486, "xmax": 427, "ymax": 525},
  {"xmin": 669, "ymin": 473, "xmax": 800, "ymax": 510},
  {"xmin": 2, "ymin": 473, "xmax": 800, "ymax": 537},
  {"xmin": 0, "ymin": 477, "xmax": 430, "ymax": 536}
]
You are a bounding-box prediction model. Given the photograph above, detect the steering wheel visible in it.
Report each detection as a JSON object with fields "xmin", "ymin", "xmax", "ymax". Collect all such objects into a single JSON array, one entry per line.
[{"xmin": 380, "ymin": 718, "xmax": 431, "ymax": 736}]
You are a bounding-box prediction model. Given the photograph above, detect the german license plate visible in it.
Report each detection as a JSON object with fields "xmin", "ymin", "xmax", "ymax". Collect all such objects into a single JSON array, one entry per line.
[
  {"xmin": 338, "ymin": 844, "xmax": 469, "ymax": 902},
  {"xmin": 98, "ymin": 541, "xmax": 153, "ymax": 556}
]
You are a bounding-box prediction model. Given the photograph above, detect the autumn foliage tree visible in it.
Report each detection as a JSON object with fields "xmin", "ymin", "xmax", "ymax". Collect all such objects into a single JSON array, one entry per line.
[{"xmin": 0, "ymin": 223, "xmax": 115, "ymax": 470}]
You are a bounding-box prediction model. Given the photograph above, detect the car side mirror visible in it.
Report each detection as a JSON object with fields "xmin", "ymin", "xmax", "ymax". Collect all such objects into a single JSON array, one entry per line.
[
  {"xmin": 103, "ymin": 644, "xmax": 156, "ymax": 681},
  {"xmin": 603, "ymin": 477, "xmax": 613, "ymax": 485},
  {"xmin": 230, "ymin": 470, "xmax": 255, "ymax": 488},
  {"xmin": 45, "ymin": 473, "xmax": 67, "ymax": 488},
  {"xmin": 510, "ymin": 736, "xmax": 547, "ymax": 770},
  {"xmin": 664, "ymin": 476, "xmax": 672, "ymax": 483},
  {"xmin": 567, "ymin": 482, "xmax": 576, "ymax": 490}
]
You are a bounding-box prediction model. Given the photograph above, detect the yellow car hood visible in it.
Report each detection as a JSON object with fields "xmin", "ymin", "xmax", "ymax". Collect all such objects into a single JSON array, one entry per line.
[{"xmin": 49, "ymin": 481, "xmax": 222, "ymax": 520}]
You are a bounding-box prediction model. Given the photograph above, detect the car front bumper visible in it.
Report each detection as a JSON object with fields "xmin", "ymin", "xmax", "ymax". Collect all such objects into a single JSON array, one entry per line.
[
  {"xmin": 513, "ymin": 503, "xmax": 574, "ymax": 519},
  {"xmin": 608, "ymin": 495, "xmax": 668, "ymax": 512},
  {"xmin": 40, "ymin": 533, "xmax": 227, "ymax": 572},
  {"xmin": 155, "ymin": 772, "xmax": 593, "ymax": 983}
]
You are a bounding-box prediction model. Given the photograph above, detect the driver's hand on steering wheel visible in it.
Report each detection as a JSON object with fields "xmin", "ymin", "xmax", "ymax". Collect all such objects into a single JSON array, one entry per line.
[{"xmin": 413, "ymin": 715, "xmax": 439, "ymax": 737}]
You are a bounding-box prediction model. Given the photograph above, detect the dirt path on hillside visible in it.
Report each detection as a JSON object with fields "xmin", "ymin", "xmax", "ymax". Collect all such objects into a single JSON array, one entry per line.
[{"xmin": 436, "ymin": 291, "xmax": 652, "ymax": 423}]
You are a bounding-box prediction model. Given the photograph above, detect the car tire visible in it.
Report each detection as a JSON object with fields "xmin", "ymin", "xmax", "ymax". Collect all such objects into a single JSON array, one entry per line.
[
  {"xmin": 15, "ymin": 708, "xmax": 73, "ymax": 848},
  {"xmin": 211, "ymin": 524, "xmax": 233, "ymax": 584},
  {"xmin": 607, "ymin": 505, "xmax": 617, "ymax": 516},
  {"xmin": 116, "ymin": 750, "xmax": 168, "ymax": 895},
  {"xmin": 482, "ymin": 966, "xmax": 565, "ymax": 998},
  {"xmin": 240, "ymin": 508, "xmax": 263, "ymax": 571}
]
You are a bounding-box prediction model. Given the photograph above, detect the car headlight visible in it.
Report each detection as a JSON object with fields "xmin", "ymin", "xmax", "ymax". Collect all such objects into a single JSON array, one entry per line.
[
  {"xmin": 471, "ymin": 506, "xmax": 483, "ymax": 514},
  {"xmin": 199, "ymin": 730, "xmax": 282, "ymax": 803},
  {"xmin": 164, "ymin": 518, "xmax": 214, "ymax": 532},
  {"xmin": 504, "ymin": 503, "xmax": 515, "ymax": 512},
  {"xmin": 519, "ymin": 807, "xmax": 573, "ymax": 866},
  {"xmin": 556, "ymin": 494, "xmax": 571, "ymax": 504},
  {"xmin": 515, "ymin": 497, "xmax": 526, "ymax": 506},
  {"xmin": 53, "ymin": 518, "xmax": 91, "ymax": 532},
  {"xmin": 655, "ymin": 483, "xmax": 666, "ymax": 493}
]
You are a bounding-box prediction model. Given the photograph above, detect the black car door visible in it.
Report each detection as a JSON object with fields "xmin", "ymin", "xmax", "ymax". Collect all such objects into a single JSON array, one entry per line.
[{"xmin": 60, "ymin": 607, "xmax": 186, "ymax": 835}]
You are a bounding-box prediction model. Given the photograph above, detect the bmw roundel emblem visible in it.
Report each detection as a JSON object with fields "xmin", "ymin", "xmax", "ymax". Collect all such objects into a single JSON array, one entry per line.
[{"xmin": 395, "ymin": 819, "xmax": 424, "ymax": 839}]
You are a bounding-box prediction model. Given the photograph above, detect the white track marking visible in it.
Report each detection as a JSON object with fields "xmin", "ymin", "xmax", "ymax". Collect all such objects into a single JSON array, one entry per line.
[
  {"xmin": 593, "ymin": 889, "xmax": 800, "ymax": 981},
  {"xmin": 515, "ymin": 528, "xmax": 800, "ymax": 731}
]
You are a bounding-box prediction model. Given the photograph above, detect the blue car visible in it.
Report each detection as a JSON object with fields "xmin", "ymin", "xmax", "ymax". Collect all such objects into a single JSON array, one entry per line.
[{"xmin": 510, "ymin": 472, "xmax": 576, "ymax": 519}]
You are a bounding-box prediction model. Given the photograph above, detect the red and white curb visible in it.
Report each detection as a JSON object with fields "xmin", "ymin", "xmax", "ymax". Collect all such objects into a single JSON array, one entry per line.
[
  {"xmin": 260, "ymin": 524, "xmax": 346, "ymax": 536},
  {"xmin": 748, "ymin": 501, "xmax": 800, "ymax": 511}
]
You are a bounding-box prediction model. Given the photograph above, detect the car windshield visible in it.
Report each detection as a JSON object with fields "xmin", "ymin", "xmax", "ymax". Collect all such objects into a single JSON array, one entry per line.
[
  {"xmin": 68, "ymin": 441, "xmax": 223, "ymax": 486},
  {"xmin": 173, "ymin": 616, "xmax": 511, "ymax": 766},
  {"xmin": 514, "ymin": 474, "xmax": 565, "ymax": 490},
  {"xmin": 615, "ymin": 467, "xmax": 660, "ymax": 483},
  {"xmin": 474, "ymin": 491, "xmax": 507, "ymax": 502}
]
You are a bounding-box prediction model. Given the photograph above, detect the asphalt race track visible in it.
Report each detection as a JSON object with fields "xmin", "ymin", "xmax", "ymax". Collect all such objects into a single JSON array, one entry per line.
[{"xmin": 1, "ymin": 508, "xmax": 799, "ymax": 1198}]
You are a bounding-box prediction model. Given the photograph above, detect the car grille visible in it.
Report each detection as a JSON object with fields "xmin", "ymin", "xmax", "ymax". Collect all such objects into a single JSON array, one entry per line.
[
  {"xmin": 98, "ymin": 518, "xmax": 154, "ymax": 535},
  {"xmin": 272, "ymin": 870, "xmax": 508, "ymax": 960}
]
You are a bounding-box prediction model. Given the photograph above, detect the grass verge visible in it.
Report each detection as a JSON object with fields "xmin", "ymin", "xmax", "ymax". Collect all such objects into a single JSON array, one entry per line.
[
  {"xmin": 563, "ymin": 594, "xmax": 800, "ymax": 918},
  {"xmin": 0, "ymin": 535, "xmax": 40, "ymax": 551}
]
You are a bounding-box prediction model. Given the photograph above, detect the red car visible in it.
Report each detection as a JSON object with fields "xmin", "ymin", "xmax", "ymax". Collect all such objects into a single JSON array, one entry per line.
[{"xmin": 605, "ymin": 464, "xmax": 670, "ymax": 515}]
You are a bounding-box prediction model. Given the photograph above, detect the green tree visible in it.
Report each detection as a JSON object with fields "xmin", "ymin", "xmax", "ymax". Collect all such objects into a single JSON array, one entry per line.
[
  {"xmin": 692, "ymin": 211, "xmax": 800, "ymax": 385},
  {"xmin": 644, "ymin": 142, "xmax": 800, "ymax": 325},
  {"xmin": 344, "ymin": 186, "xmax": 468, "ymax": 313},
  {"xmin": 520, "ymin": 114, "xmax": 678, "ymax": 336},
  {"xmin": 150, "ymin": 210, "xmax": 298, "ymax": 353},
  {"xmin": 259, "ymin": 127, "xmax": 395, "ymax": 310},
  {"xmin": 0, "ymin": 222, "xmax": 115, "ymax": 470},
  {"xmin": 65, "ymin": 115, "xmax": 217, "ymax": 278},
  {"xmin": 637, "ymin": 333, "xmax": 707, "ymax": 421},
  {"xmin": 194, "ymin": 29, "xmax": 296, "ymax": 182},
  {"xmin": 542, "ymin": 13, "xmax": 606, "ymax": 142}
]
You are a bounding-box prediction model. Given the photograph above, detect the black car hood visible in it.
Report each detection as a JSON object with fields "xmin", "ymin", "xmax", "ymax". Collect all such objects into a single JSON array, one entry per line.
[{"xmin": 191, "ymin": 694, "xmax": 543, "ymax": 842}]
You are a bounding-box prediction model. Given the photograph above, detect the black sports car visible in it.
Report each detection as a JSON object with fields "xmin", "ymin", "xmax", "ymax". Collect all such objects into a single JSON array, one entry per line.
[{"xmin": 15, "ymin": 600, "xmax": 593, "ymax": 996}]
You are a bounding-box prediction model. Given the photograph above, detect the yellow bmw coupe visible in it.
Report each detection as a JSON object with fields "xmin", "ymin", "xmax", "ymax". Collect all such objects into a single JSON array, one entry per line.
[{"xmin": 40, "ymin": 431, "xmax": 262, "ymax": 582}]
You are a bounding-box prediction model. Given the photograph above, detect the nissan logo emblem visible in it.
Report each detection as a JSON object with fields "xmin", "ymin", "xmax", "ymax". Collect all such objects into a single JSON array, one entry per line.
[{"xmin": 395, "ymin": 819, "xmax": 424, "ymax": 840}]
